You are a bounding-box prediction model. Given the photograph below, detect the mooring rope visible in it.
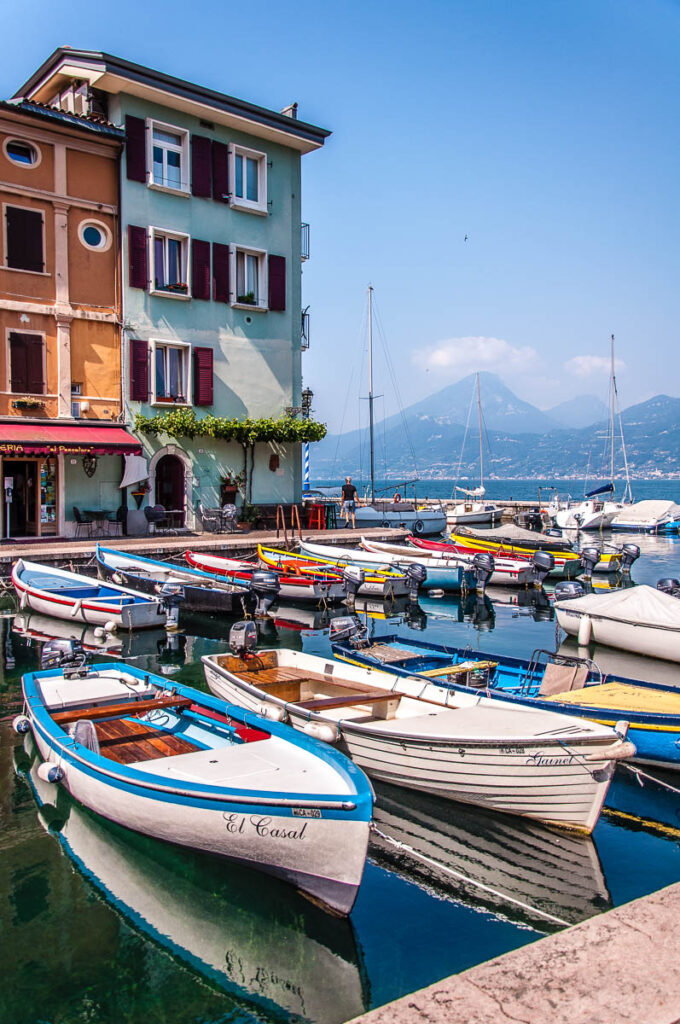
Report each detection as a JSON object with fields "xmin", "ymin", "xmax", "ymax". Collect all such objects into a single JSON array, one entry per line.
[
  {"xmin": 621, "ymin": 762, "xmax": 680, "ymax": 795},
  {"xmin": 369, "ymin": 822, "xmax": 570, "ymax": 927}
]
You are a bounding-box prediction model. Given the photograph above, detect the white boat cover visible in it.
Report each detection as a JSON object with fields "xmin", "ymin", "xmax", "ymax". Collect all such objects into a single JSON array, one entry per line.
[
  {"xmin": 555, "ymin": 584, "xmax": 680, "ymax": 628},
  {"xmin": 610, "ymin": 500, "xmax": 680, "ymax": 525},
  {"xmin": 456, "ymin": 523, "xmax": 573, "ymax": 550}
]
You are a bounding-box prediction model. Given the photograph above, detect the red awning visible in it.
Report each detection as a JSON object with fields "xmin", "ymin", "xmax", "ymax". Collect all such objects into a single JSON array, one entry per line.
[{"xmin": 0, "ymin": 424, "xmax": 143, "ymax": 457}]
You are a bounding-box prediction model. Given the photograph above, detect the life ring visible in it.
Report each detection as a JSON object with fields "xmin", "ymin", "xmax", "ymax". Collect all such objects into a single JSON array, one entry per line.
[{"xmin": 413, "ymin": 519, "xmax": 425, "ymax": 535}]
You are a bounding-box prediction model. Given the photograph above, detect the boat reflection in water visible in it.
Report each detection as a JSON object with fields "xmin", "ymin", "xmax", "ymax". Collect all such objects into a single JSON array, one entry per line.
[
  {"xmin": 557, "ymin": 636, "xmax": 680, "ymax": 689},
  {"xmin": 371, "ymin": 782, "xmax": 612, "ymax": 933},
  {"xmin": 12, "ymin": 611, "xmax": 169, "ymax": 660},
  {"xmin": 20, "ymin": 740, "xmax": 370, "ymax": 1024},
  {"xmin": 418, "ymin": 593, "xmax": 496, "ymax": 631},
  {"xmin": 605, "ymin": 765, "xmax": 680, "ymax": 838},
  {"xmin": 485, "ymin": 587, "xmax": 554, "ymax": 623}
]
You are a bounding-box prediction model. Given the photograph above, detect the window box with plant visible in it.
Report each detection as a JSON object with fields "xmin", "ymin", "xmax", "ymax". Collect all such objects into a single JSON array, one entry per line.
[{"xmin": 12, "ymin": 397, "xmax": 45, "ymax": 411}]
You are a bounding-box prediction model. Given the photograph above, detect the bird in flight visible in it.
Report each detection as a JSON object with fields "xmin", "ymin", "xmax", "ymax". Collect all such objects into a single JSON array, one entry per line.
[{"xmin": 464, "ymin": 234, "xmax": 468, "ymax": 242}]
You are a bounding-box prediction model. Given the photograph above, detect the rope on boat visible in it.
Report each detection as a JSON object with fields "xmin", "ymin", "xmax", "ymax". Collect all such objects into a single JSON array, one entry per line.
[
  {"xmin": 621, "ymin": 762, "xmax": 680, "ymax": 795},
  {"xmin": 368, "ymin": 822, "xmax": 571, "ymax": 928}
]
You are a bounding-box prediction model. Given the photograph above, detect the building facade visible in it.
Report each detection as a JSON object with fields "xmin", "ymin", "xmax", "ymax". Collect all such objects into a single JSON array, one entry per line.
[
  {"xmin": 0, "ymin": 96, "xmax": 140, "ymax": 539},
  {"xmin": 16, "ymin": 50, "xmax": 329, "ymax": 532}
]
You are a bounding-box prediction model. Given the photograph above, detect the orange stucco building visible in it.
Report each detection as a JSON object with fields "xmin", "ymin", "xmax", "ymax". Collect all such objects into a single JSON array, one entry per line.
[{"xmin": 0, "ymin": 98, "xmax": 139, "ymax": 538}]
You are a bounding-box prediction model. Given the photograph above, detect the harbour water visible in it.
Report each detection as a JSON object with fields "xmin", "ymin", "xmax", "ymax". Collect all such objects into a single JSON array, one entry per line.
[{"xmin": 2, "ymin": 529, "xmax": 680, "ymax": 1023}]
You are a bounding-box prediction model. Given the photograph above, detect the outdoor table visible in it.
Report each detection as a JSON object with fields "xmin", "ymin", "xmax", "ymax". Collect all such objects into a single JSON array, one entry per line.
[{"xmin": 84, "ymin": 510, "xmax": 113, "ymax": 537}]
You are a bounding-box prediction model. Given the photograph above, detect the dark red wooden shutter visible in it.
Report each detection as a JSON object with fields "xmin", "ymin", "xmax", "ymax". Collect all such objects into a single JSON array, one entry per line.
[
  {"xmin": 268, "ymin": 255, "xmax": 286, "ymax": 311},
  {"xmin": 26, "ymin": 336, "xmax": 44, "ymax": 394},
  {"xmin": 10, "ymin": 333, "xmax": 45, "ymax": 394},
  {"xmin": 191, "ymin": 135, "xmax": 212, "ymax": 197},
  {"xmin": 125, "ymin": 115, "xmax": 147, "ymax": 183},
  {"xmin": 5, "ymin": 206, "xmax": 44, "ymax": 272},
  {"xmin": 212, "ymin": 242, "xmax": 230, "ymax": 302},
  {"xmin": 191, "ymin": 239, "xmax": 211, "ymax": 300},
  {"xmin": 128, "ymin": 225, "xmax": 148, "ymax": 290},
  {"xmin": 212, "ymin": 141, "xmax": 229, "ymax": 202},
  {"xmin": 193, "ymin": 347, "xmax": 214, "ymax": 406},
  {"xmin": 129, "ymin": 339, "xmax": 149, "ymax": 402},
  {"xmin": 9, "ymin": 334, "xmax": 28, "ymax": 392}
]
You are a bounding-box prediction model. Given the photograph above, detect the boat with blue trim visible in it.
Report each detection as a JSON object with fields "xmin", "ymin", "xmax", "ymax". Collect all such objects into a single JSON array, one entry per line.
[
  {"xmin": 15, "ymin": 651, "xmax": 373, "ymax": 915},
  {"xmin": 331, "ymin": 628, "xmax": 680, "ymax": 771}
]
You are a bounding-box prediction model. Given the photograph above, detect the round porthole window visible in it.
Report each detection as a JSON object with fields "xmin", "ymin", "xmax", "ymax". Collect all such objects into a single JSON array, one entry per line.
[
  {"xmin": 78, "ymin": 220, "xmax": 112, "ymax": 252},
  {"xmin": 3, "ymin": 138, "xmax": 41, "ymax": 167}
]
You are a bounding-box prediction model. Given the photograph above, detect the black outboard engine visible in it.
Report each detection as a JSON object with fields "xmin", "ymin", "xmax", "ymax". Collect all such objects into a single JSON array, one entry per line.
[
  {"xmin": 404, "ymin": 601, "xmax": 427, "ymax": 631},
  {"xmin": 657, "ymin": 578, "xmax": 680, "ymax": 597},
  {"xmin": 471, "ymin": 552, "xmax": 495, "ymax": 592},
  {"xmin": 229, "ymin": 619, "xmax": 259, "ymax": 656},
  {"xmin": 159, "ymin": 583, "xmax": 185, "ymax": 632},
  {"xmin": 329, "ymin": 614, "xmax": 368, "ymax": 647},
  {"xmin": 249, "ymin": 571, "xmax": 281, "ymax": 616},
  {"xmin": 620, "ymin": 543, "xmax": 641, "ymax": 574},
  {"xmin": 531, "ymin": 550, "xmax": 555, "ymax": 587},
  {"xmin": 579, "ymin": 546, "xmax": 600, "ymax": 578},
  {"xmin": 553, "ymin": 580, "xmax": 586, "ymax": 602},
  {"xmin": 41, "ymin": 639, "xmax": 86, "ymax": 671},
  {"xmin": 405, "ymin": 563, "xmax": 427, "ymax": 601},
  {"xmin": 342, "ymin": 565, "xmax": 366, "ymax": 609}
]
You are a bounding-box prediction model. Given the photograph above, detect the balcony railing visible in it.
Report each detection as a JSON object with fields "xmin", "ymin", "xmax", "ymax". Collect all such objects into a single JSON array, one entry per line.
[
  {"xmin": 301, "ymin": 222, "xmax": 310, "ymax": 261},
  {"xmin": 301, "ymin": 307, "xmax": 310, "ymax": 350}
]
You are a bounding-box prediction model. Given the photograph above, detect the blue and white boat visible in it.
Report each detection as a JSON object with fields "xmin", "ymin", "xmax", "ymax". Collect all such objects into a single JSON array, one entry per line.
[
  {"xmin": 298, "ymin": 537, "xmax": 472, "ymax": 592},
  {"xmin": 332, "ymin": 630, "xmax": 680, "ymax": 771},
  {"xmin": 16, "ymin": 657, "xmax": 373, "ymax": 915}
]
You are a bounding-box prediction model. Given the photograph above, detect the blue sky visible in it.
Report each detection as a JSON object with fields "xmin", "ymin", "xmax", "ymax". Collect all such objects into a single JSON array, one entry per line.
[{"xmin": 4, "ymin": 0, "xmax": 679, "ymax": 432}]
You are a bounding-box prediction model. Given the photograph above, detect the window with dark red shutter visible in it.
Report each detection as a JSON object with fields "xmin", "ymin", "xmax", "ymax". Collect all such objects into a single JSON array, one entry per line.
[
  {"xmin": 128, "ymin": 225, "xmax": 148, "ymax": 290},
  {"xmin": 193, "ymin": 347, "xmax": 214, "ymax": 406},
  {"xmin": 126, "ymin": 115, "xmax": 147, "ymax": 183},
  {"xmin": 5, "ymin": 206, "xmax": 44, "ymax": 272},
  {"xmin": 212, "ymin": 141, "xmax": 229, "ymax": 202},
  {"xmin": 9, "ymin": 333, "xmax": 44, "ymax": 394},
  {"xmin": 268, "ymin": 255, "xmax": 286, "ymax": 311},
  {"xmin": 191, "ymin": 135, "xmax": 212, "ymax": 197},
  {"xmin": 191, "ymin": 240, "xmax": 211, "ymax": 300},
  {"xmin": 129, "ymin": 339, "xmax": 149, "ymax": 402},
  {"xmin": 212, "ymin": 242, "xmax": 230, "ymax": 302}
]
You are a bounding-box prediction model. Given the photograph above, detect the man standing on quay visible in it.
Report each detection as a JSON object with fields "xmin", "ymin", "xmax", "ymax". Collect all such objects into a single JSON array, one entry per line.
[{"xmin": 341, "ymin": 477, "xmax": 359, "ymax": 528}]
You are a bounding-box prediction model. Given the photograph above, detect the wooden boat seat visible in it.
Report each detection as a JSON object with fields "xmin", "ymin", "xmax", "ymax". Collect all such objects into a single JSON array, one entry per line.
[
  {"xmin": 365, "ymin": 644, "xmax": 424, "ymax": 664},
  {"xmin": 94, "ymin": 717, "xmax": 198, "ymax": 764},
  {"xmin": 420, "ymin": 661, "xmax": 498, "ymax": 678},
  {"xmin": 52, "ymin": 694, "xmax": 193, "ymax": 726},
  {"xmin": 296, "ymin": 689, "xmax": 402, "ymax": 712},
  {"xmin": 538, "ymin": 664, "xmax": 588, "ymax": 697}
]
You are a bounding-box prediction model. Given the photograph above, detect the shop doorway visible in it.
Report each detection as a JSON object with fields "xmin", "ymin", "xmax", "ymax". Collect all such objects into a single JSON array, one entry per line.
[
  {"xmin": 155, "ymin": 454, "xmax": 185, "ymax": 526},
  {"xmin": 4, "ymin": 460, "xmax": 38, "ymax": 537}
]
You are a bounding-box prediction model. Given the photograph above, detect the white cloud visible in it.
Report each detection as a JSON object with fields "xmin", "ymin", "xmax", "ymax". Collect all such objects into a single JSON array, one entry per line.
[
  {"xmin": 415, "ymin": 336, "xmax": 537, "ymax": 376},
  {"xmin": 564, "ymin": 355, "xmax": 626, "ymax": 378}
]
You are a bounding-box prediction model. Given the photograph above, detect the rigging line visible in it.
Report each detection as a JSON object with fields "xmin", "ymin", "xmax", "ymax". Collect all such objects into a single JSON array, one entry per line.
[
  {"xmin": 369, "ymin": 823, "xmax": 569, "ymax": 928},
  {"xmin": 454, "ymin": 383, "xmax": 476, "ymax": 495},
  {"xmin": 371, "ymin": 296, "xmax": 419, "ymax": 474},
  {"xmin": 332, "ymin": 301, "xmax": 368, "ymax": 482}
]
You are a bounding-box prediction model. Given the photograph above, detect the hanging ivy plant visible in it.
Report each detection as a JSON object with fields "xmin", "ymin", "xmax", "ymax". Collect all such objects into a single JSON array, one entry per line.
[{"xmin": 134, "ymin": 410, "xmax": 327, "ymax": 444}]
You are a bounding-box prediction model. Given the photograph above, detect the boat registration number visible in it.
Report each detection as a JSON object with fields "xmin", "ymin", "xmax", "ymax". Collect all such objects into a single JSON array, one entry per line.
[{"xmin": 292, "ymin": 807, "xmax": 322, "ymax": 818}]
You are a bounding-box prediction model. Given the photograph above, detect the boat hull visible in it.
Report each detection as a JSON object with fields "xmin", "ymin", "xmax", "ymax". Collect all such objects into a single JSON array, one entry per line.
[
  {"xmin": 556, "ymin": 605, "xmax": 680, "ymax": 664},
  {"xmin": 259, "ymin": 545, "xmax": 410, "ymax": 599},
  {"xmin": 186, "ymin": 551, "xmax": 347, "ymax": 603}
]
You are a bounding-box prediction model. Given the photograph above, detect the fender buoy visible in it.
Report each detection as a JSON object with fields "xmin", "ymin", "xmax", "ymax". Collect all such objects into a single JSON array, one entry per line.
[
  {"xmin": 577, "ymin": 615, "xmax": 592, "ymax": 646},
  {"xmin": 12, "ymin": 715, "xmax": 31, "ymax": 735},
  {"xmin": 258, "ymin": 704, "xmax": 287, "ymax": 723},
  {"xmin": 70, "ymin": 599, "xmax": 83, "ymax": 618},
  {"xmin": 20, "ymin": 591, "xmax": 28, "ymax": 610},
  {"xmin": 413, "ymin": 519, "xmax": 425, "ymax": 535},
  {"xmin": 37, "ymin": 761, "xmax": 65, "ymax": 784},
  {"xmin": 302, "ymin": 722, "xmax": 336, "ymax": 744}
]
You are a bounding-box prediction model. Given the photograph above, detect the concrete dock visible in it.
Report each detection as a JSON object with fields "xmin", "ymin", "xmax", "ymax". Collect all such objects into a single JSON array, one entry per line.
[{"xmin": 348, "ymin": 882, "xmax": 680, "ymax": 1024}]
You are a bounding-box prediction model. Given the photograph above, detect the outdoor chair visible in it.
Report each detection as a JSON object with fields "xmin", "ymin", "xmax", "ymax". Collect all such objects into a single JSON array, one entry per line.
[
  {"xmin": 107, "ymin": 506, "xmax": 126, "ymax": 538},
  {"xmin": 144, "ymin": 504, "xmax": 168, "ymax": 534},
  {"xmin": 220, "ymin": 503, "xmax": 240, "ymax": 532},
  {"xmin": 73, "ymin": 506, "xmax": 93, "ymax": 539},
  {"xmin": 197, "ymin": 502, "xmax": 223, "ymax": 533}
]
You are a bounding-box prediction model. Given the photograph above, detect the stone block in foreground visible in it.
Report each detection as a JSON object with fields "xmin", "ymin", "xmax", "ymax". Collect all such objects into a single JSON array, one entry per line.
[{"xmin": 348, "ymin": 882, "xmax": 680, "ymax": 1024}]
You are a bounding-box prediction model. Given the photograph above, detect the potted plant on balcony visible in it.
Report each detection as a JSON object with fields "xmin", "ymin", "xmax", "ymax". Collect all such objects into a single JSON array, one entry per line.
[
  {"xmin": 236, "ymin": 291, "xmax": 256, "ymax": 305},
  {"xmin": 220, "ymin": 470, "xmax": 245, "ymax": 506}
]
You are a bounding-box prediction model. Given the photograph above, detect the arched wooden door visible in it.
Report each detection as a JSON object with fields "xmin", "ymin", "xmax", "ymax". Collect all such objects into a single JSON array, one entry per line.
[{"xmin": 155, "ymin": 454, "xmax": 185, "ymax": 525}]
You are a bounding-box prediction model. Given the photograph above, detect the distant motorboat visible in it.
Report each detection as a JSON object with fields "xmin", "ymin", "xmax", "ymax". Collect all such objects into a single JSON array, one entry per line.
[
  {"xmin": 348, "ymin": 500, "xmax": 447, "ymax": 536},
  {"xmin": 610, "ymin": 500, "xmax": 680, "ymax": 534},
  {"xmin": 446, "ymin": 487, "xmax": 501, "ymax": 526}
]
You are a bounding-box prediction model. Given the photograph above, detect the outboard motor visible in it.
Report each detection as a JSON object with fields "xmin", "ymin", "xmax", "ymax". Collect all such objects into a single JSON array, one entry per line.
[
  {"xmin": 249, "ymin": 571, "xmax": 281, "ymax": 617},
  {"xmin": 531, "ymin": 550, "xmax": 555, "ymax": 587},
  {"xmin": 404, "ymin": 601, "xmax": 427, "ymax": 631},
  {"xmin": 329, "ymin": 615, "xmax": 368, "ymax": 648},
  {"xmin": 579, "ymin": 546, "xmax": 600, "ymax": 578},
  {"xmin": 657, "ymin": 578, "xmax": 680, "ymax": 597},
  {"xmin": 471, "ymin": 552, "xmax": 495, "ymax": 592},
  {"xmin": 159, "ymin": 583, "xmax": 185, "ymax": 632},
  {"xmin": 405, "ymin": 563, "xmax": 427, "ymax": 601},
  {"xmin": 229, "ymin": 619, "xmax": 259, "ymax": 656},
  {"xmin": 41, "ymin": 639, "xmax": 86, "ymax": 672},
  {"xmin": 553, "ymin": 580, "xmax": 586, "ymax": 602},
  {"xmin": 342, "ymin": 565, "xmax": 366, "ymax": 610},
  {"xmin": 620, "ymin": 543, "xmax": 641, "ymax": 574}
]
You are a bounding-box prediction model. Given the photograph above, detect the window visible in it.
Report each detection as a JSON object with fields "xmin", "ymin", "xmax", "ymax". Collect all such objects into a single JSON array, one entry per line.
[
  {"xmin": 228, "ymin": 144, "xmax": 267, "ymax": 213},
  {"xmin": 71, "ymin": 382, "xmax": 82, "ymax": 419},
  {"xmin": 9, "ymin": 332, "xmax": 45, "ymax": 394},
  {"xmin": 3, "ymin": 204, "xmax": 45, "ymax": 273},
  {"xmin": 4, "ymin": 138, "xmax": 40, "ymax": 167},
  {"xmin": 232, "ymin": 246, "xmax": 267, "ymax": 308},
  {"xmin": 147, "ymin": 120, "xmax": 189, "ymax": 193},
  {"xmin": 78, "ymin": 219, "xmax": 112, "ymax": 252},
  {"xmin": 151, "ymin": 341, "xmax": 191, "ymax": 404},
  {"xmin": 150, "ymin": 228, "xmax": 190, "ymax": 298}
]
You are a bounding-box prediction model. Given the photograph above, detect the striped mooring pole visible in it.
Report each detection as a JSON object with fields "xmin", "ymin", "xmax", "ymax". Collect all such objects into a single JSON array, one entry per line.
[{"xmin": 303, "ymin": 442, "xmax": 310, "ymax": 492}]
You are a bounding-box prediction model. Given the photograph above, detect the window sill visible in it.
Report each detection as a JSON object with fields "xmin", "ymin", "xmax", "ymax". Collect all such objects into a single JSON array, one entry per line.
[
  {"xmin": 147, "ymin": 181, "xmax": 191, "ymax": 198},
  {"xmin": 231, "ymin": 302, "xmax": 268, "ymax": 313},
  {"xmin": 151, "ymin": 399, "xmax": 192, "ymax": 408},
  {"xmin": 150, "ymin": 288, "xmax": 192, "ymax": 301},
  {"xmin": 2, "ymin": 265, "xmax": 51, "ymax": 277},
  {"xmin": 229, "ymin": 199, "xmax": 268, "ymax": 217}
]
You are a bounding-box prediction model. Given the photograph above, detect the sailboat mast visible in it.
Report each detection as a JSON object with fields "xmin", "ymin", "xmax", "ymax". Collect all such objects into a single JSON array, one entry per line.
[
  {"xmin": 477, "ymin": 372, "xmax": 484, "ymax": 490},
  {"xmin": 368, "ymin": 285, "xmax": 375, "ymax": 502},
  {"xmin": 610, "ymin": 334, "xmax": 615, "ymax": 483}
]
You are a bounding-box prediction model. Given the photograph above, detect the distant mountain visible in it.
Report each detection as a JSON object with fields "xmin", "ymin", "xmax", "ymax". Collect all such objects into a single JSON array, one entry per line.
[
  {"xmin": 545, "ymin": 394, "xmax": 608, "ymax": 430},
  {"xmin": 312, "ymin": 376, "xmax": 680, "ymax": 480}
]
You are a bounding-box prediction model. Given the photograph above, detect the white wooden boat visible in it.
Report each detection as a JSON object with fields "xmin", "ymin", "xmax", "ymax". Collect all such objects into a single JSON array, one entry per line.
[
  {"xmin": 299, "ymin": 537, "xmax": 469, "ymax": 592},
  {"xmin": 555, "ymin": 584, "xmax": 680, "ymax": 663},
  {"xmin": 25, "ymin": 748, "xmax": 368, "ymax": 1023},
  {"xmin": 257, "ymin": 544, "xmax": 411, "ymax": 599},
  {"xmin": 18, "ymin": 661, "xmax": 373, "ymax": 915},
  {"xmin": 361, "ymin": 538, "xmax": 540, "ymax": 587},
  {"xmin": 186, "ymin": 550, "xmax": 346, "ymax": 603},
  {"xmin": 203, "ymin": 647, "xmax": 634, "ymax": 833},
  {"xmin": 12, "ymin": 558, "xmax": 167, "ymax": 630}
]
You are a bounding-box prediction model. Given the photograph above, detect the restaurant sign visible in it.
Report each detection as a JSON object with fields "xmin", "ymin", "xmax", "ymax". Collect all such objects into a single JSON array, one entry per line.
[{"xmin": 1, "ymin": 443, "xmax": 120, "ymax": 456}]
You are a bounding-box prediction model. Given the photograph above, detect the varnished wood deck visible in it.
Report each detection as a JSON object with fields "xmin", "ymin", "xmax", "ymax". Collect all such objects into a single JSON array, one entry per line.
[{"xmin": 95, "ymin": 717, "xmax": 198, "ymax": 764}]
